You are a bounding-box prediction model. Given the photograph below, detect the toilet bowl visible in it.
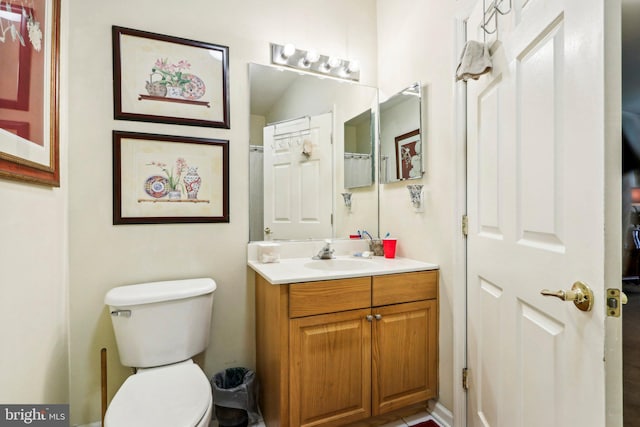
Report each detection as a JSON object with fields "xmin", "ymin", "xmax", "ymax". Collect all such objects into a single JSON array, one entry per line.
[
  {"xmin": 104, "ymin": 278, "xmax": 216, "ymax": 427},
  {"xmin": 104, "ymin": 360, "xmax": 212, "ymax": 427}
]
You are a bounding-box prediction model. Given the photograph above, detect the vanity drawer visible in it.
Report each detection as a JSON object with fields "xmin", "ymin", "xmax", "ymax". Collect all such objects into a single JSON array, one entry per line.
[
  {"xmin": 289, "ymin": 277, "xmax": 371, "ymax": 318},
  {"xmin": 372, "ymin": 270, "xmax": 438, "ymax": 306}
]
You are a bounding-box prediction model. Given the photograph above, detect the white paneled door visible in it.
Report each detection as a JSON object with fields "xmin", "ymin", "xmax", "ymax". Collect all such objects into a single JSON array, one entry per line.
[
  {"xmin": 466, "ymin": 0, "xmax": 620, "ymax": 426},
  {"xmin": 263, "ymin": 113, "xmax": 333, "ymax": 240}
]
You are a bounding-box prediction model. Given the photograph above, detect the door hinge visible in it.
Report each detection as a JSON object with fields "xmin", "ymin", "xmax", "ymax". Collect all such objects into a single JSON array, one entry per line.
[
  {"xmin": 462, "ymin": 215, "xmax": 469, "ymax": 237},
  {"xmin": 462, "ymin": 367, "xmax": 469, "ymax": 391},
  {"xmin": 331, "ymin": 213, "xmax": 333, "ymax": 225},
  {"xmin": 606, "ymin": 288, "xmax": 628, "ymax": 317}
]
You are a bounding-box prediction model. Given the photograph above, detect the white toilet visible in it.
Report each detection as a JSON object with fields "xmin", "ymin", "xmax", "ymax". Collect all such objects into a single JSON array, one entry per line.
[{"xmin": 104, "ymin": 277, "xmax": 217, "ymax": 427}]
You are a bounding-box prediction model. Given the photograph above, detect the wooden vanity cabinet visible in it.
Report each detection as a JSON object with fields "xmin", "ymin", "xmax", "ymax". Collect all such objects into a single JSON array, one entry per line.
[
  {"xmin": 372, "ymin": 272, "xmax": 438, "ymax": 415},
  {"xmin": 255, "ymin": 270, "xmax": 438, "ymax": 427}
]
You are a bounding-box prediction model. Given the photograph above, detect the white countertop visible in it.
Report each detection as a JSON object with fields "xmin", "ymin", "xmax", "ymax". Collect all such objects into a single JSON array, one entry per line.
[{"xmin": 248, "ymin": 255, "xmax": 439, "ymax": 285}]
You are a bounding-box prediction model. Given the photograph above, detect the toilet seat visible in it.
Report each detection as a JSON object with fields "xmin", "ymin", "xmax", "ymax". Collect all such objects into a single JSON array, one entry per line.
[{"xmin": 104, "ymin": 360, "xmax": 212, "ymax": 427}]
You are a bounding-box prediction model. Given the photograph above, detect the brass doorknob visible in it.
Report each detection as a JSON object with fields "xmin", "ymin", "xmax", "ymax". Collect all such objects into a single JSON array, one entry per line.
[{"xmin": 540, "ymin": 281, "xmax": 593, "ymax": 312}]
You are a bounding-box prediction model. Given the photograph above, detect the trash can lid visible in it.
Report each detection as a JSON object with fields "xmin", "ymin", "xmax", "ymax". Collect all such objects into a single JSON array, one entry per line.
[{"xmin": 104, "ymin": 361, "xmax": 211, "ymax": 427}]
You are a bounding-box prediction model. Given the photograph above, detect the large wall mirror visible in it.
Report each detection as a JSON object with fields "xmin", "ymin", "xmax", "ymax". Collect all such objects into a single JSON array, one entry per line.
[
  {"xmin": 249, "ymin": 63, "xmax": 379, "ymax": 241},
  {"xmin": 379, "ymin": 83, "xmax": 423, "ymax": 184}
]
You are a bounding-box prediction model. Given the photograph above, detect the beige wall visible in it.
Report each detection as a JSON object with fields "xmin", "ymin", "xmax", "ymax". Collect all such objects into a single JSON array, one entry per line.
[
  {"xmin": 377, "ymin": 0, "xmax": 458, "ymax": 411},
  {"xmin": 0, "ymin": 182, "xmax": 69, "ymax": 403},
  {"xmin": 66, "ymin": 0, "xmax": 377, "ymax": 424}
]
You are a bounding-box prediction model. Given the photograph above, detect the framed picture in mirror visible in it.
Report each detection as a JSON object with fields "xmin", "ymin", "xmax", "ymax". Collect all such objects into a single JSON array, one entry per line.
[{"xmin": 395, "ymin": 129, "xmax": 421, "ymax": 180}]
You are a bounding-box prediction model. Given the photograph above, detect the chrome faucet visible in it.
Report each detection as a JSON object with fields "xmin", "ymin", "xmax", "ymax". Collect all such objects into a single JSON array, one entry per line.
[{"xmin": 313, "ymin": 240, "xmax": 335, "ymax": 260}]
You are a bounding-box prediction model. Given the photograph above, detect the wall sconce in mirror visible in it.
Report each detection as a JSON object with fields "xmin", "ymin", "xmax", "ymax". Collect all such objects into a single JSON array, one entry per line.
[
  {"xmin": 407, "ymin": 184, "xmax": 424, "ymax": 212},
  {"xmin": 341, "ymin": 192, "xmax": 353, "ymax": 211},
  {"xmin": 271, "ymin": 43, "xmax": 360, "ymax": 81}
]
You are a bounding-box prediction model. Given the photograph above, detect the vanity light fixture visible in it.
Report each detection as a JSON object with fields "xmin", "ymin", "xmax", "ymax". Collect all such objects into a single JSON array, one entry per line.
[{"xmin": 271, "ymin": 43, "xmax": 360, "ymax": 81}]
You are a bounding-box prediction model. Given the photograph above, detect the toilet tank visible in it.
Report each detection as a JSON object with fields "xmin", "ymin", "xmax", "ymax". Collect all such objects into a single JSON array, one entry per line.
[{"xmin": 105, "ymin": 278, "xmax": 216, "ymax": 368}]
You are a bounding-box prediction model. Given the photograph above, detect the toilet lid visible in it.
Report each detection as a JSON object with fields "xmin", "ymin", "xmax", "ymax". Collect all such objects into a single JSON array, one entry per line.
[{"xmin": 105, "ymin": 362, "xmax": 211, "ymax": 427}]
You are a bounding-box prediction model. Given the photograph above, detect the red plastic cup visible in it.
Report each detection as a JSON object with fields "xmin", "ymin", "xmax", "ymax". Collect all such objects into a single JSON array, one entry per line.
[{"xmin": 382, "ymin": 238, "xmax": 397, "ymax": 258}]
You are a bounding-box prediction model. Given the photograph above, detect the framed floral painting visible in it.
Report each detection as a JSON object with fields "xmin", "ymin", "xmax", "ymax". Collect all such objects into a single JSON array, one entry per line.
[
  {"xmin": 113, "ymin": 131, "xmax": 229, "ymax": 224},
  {"xmin": 112, "ymin": 26, "xmax": 230, "ymax": 128},
  {"xmin": 0, "ymin": 0, "xmax": 60, "ymax": 186}
]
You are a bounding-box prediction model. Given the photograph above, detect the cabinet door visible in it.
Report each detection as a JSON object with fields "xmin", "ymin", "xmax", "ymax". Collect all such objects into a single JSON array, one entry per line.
[
  {"xmin": 372, "ymin": 300, "xmax": 437, "ymax": 415},
  {"xmin": 290, "ymin": 308, "xmax": 372, "ymax": 427}
]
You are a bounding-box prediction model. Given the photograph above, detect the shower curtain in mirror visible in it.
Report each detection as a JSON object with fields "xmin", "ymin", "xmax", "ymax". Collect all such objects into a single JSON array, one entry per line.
[
  {"xmin": 249, "ymin": 145, "xmax": 264, "ymax": 241},
  {"xmin": 344, "ymin": 153, "xmax": 372, "ymax": 188}
]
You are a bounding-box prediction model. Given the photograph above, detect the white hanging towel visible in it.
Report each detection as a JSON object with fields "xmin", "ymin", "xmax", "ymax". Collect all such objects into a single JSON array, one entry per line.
[{"xmin": 455, "ymin": 40, "xmax": 492, "ymax": 81}]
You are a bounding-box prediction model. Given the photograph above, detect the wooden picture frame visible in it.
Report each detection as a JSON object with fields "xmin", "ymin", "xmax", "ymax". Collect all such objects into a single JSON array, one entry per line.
[
  {"xmin": 395, "ymin": 129, "xmax": 421, "ymax": 180},
  {"xmin": 0, "ymin": 0, "xmax": 60, "ymax": 186},
  {"xmin": 112, "ymin": 26, "xmax": 230, "ymax": 128},
  {"xmin": 113, "ymin": 131, "xmax": 229, "ymax": 224}
]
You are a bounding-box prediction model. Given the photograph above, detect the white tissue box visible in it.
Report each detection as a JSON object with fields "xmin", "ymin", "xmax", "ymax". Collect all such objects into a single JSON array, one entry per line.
[{"xmin": 258, "ymin": 243, "xmax": 281, "ymax": 263}]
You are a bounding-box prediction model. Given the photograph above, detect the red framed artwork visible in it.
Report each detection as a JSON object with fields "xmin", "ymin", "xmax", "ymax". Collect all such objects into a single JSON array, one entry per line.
[{"xmin": 0, "ymin": 0, "xmax": 60, "ymax": 186}]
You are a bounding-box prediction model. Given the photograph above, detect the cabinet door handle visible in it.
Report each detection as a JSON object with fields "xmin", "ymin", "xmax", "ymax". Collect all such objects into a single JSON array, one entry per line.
[
  {"xmin": 374, "ymin": 314, "xmax": 382, "ymax": 320},
  {"xmin": 366, "ymin": 314, "xmax": 374, "ymax": 322}
]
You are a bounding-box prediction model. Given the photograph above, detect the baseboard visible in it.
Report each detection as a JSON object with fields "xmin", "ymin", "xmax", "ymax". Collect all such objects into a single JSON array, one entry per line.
[
  {"xmin": 427, "ymin": 401, "xmax": 453, "ymax": 427},
  {"xmin": 74, "ymin": 422, "xmax": 101, "ymax": 427}
]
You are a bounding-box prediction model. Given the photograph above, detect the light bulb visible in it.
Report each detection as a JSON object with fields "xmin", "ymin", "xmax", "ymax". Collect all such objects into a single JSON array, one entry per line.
[
  {"xmin": 305, "ymin": 50, "xmax": 320, "ymax": 64},
  {"xmin": 281, "ymin": 43, "xmax": 296, "ymax": 59},
  {"xmin": 299, "ymin": 49, "xmax": 320, "ymax": 68},
  {"xmin": 327, "ymin": 57, "xmax": 342, "ymax": 68}
]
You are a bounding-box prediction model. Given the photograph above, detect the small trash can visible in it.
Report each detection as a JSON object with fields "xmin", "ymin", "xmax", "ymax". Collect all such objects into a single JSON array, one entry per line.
[{"xmin": 211, "ymin": 367, "xmax": 260, "ymax": 427}]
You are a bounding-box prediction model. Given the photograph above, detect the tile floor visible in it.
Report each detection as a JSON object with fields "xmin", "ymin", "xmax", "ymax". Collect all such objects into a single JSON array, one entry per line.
[{"xmin": 386, "ymin": 412, "xmax": 442, "ymax": 427}]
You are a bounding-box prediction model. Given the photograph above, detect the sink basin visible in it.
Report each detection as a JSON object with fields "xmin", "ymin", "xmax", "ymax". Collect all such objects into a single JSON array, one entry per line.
[{"xmin": 304, "ymin": 258, "xmax": 375, "ymax": 271}]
